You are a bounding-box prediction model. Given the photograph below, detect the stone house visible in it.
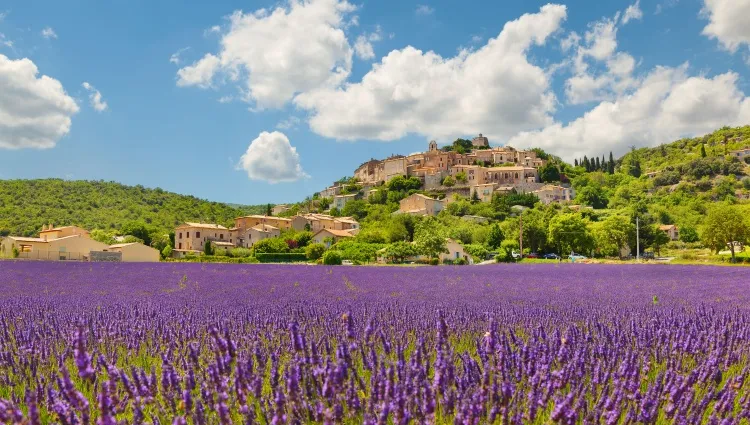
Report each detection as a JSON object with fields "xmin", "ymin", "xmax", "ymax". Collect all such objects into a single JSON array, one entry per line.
[
  {"xmin": 659, "ymin": 225, "xmax": 680, "ymax": 241},
  {"xmin": 398, "ymin": 193, "xmax": 446, "ymax": 216},
  {"xmin": 174, "ymin": 222, "xmax": 230, "ymax": 254}
]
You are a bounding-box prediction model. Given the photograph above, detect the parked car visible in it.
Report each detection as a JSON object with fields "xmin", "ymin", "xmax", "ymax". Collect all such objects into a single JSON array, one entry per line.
[
  {"xmin": 569, "ymin": 253, "xmax": 587, "ymax": 261},
  {"xmin": 511, "ymin": 250, "xmax": 522, "ymax": 260},
  {"xmin": 542, "ymin": 253, "xmax": 560, "ymax": 260},
  {"xmin": 342, "ymin": 260, "xmax": 354, "ymax": 266},
  {"xmin": 642, "ymin": 252, "xmax": 655, "ymax": 260},
  {"xmin": 526, "ymin": 252, "xmax": 539, "ymax": 259}
]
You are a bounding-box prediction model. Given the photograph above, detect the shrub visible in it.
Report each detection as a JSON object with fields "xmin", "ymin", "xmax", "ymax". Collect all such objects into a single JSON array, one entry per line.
[
  {"xmin": 255, "ymin": 253, "xmax": 307, "ymax": 263},
  {"xmin": 11, "ymin": 246, "xmax": 19, "ymax": 258},
  {"xmin": 455, "ymin": 258, "xmax": 468, "ymax": 265},
  {"xmin": 429, "ymin": 258, "xmax": 439, "ymax": 266},
  {"xmin": 230, "ymin": 248, "xmax": 253, "ymax": 258},
  {"xmin": 305, "ymin": 243, "xmax": 327, "ymax": 261},
  {"xmin": 252, "ymin": 238, "xmax": 290, "ymax": 254},
  {"xmin": 322, "ymin": 250, "xmax": 343, "ymax": 265}
]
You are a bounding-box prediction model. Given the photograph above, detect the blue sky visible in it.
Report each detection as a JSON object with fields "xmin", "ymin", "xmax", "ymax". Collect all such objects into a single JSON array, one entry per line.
[{"xmin": 1, "ymin": 0, "xmax": 749, "ymax": 205}]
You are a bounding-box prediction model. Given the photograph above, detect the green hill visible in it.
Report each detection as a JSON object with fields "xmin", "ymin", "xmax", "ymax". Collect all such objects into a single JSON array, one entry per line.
[{"xmin": 0, "ymin": 179, "xmax": 264, "ymax": 237}]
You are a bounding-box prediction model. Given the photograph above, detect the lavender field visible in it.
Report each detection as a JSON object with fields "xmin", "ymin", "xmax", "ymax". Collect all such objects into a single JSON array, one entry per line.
[{"xmin": 1, "ymin": 262, "xmax": 749, "ymax": 424}]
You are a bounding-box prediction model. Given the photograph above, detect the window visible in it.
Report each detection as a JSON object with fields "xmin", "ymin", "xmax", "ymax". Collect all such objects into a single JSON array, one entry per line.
[
  {"xmin": 178, "ymin": 232, "xmax": 182, "ymax": 239},
  {"xmin": 186, "ymin": 232, "xmax": 190, "ymax": 238},
  {"xmin": 179, "ymin": 243, "xmax": 182, "ymax": 249},
  {"xmin": 196, "ymin": 232, "xmax": 200, "ymax": 238},
  {"xmin": 220, "ymin": 234, "xmax": 223, "ymax": 239},
  {"xmin": 20, "ymin": 245, "xmax": 32, "ymax": 253}
]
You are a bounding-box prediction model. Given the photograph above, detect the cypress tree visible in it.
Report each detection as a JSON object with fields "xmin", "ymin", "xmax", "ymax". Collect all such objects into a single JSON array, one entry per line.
[
  {"xmin": 574, "ymin": 159, "xmax": 579, "ymax": 167},
  {"xmin": 595, "ymin": 156, "xmax": 601, "ymax": 171},
  {"xmin": 608, "ymin": 152, "xmax": 615, "ymax": 174},
  {"xmin": 701, "ymin": 143, "xmax": 707, "ymax": 158},
  {"xmin": 583, "ymin": 156, "xmax": 590, "ymax": 172}
]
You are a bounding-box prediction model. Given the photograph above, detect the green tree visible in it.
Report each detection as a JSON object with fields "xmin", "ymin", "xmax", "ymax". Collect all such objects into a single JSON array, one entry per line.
[
  {"xmin": 381, "ymin": 241, "xmax": 418, "ymax": 263},
  {"xmin": 455, "ymin": 171, "xmax": 468, "ymax": 184},
  {"xmin": 293, "ymin": 231, "xmax": 314, "ymax": 248},
  {"xmin": 679, "ymin": 226, "xmax": 699, "ymax": 243},
  {"xmin": 252, "ymin": 237, "xmax": 290, "ymax": 254},
  {"xmin": 342, "ymin": 200, "xmax": 368, "ymax": 221},
  {"xmin": 322, "ymin": 250, "xmax": 343, "ymax": 265},
  {"xmin": 414, "ymin": 218, "xmax": 447, "ymax": 259},
  {"xmin": 161, "ymin": 245, "xmax": 173, "ymax": 259},
  {"xmin": 121, "ymin": 221, "xmax": 154, "ymax": 246},
  {"xmin": 387, "ymin": 176, "xmax": 422, "ymax": 192},
  {"xmin": 548, "ymin": 213, "xmax": 593, "ymax": 256},
  {"xmin": 538, "ymin": 163, "xmax": 561, "ymax": 183},
  {"xmin": 305, "ymin": 243, "xmax": 327, "ymax": 260},
  {"xmin": 592, "ymin": 215, "xmax": 634, "ymax": 257},
  {"xmin": 651, "ymin": 226, "xmax": 670, "ymax": 256},
  {"xmin": 442, "ymin": 176, "xmax": 456, "ymax": 187},
  {"xmin": 520, "ymin": 209, "xmax": 548, "ymax": 253},
  {"xmin": 575, "ymin": 186, "xmax": 609, "ymax": 209},
  {"xmin": 701, "ymin": 204, "xmax": 750, "ymax": 262},
  {"xmin": 203, "ymin": 240, "xmax": 213, "ymax": 256},
  {"xmin": 90, "ymin": 229, "xmax": 117, "ymax": 245},
  {"xmin": 608, "ymin": 152, "xmax": 615, "ymax": 174},
  {"xmin": 487, "ymin": 224, "xmax": 504, "ymax": 249},
  {"xmin": 701, "ymin": 143, "xmax": 707, "ymax": 158}
]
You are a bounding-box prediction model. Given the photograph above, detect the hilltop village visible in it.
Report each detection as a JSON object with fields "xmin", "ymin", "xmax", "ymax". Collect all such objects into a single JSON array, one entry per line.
[{"xmin": 315, "ymin": 134, "xmax": 574, "ymax": 214}]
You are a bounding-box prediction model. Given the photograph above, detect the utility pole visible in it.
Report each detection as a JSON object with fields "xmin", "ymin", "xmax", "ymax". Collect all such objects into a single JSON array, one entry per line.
[{"xmin": 636, "ymin": 217, "xmax": 640, "ymax": 261}]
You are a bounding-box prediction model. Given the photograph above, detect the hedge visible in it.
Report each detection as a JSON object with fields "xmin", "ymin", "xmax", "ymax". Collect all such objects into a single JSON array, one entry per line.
[
  {"xmin": 165, "ymin": 256, "xmax": 260, "ymax": 264},
  {"xmin": 255, "ymin": 253, "xmax": 308, "ymax": 263}
]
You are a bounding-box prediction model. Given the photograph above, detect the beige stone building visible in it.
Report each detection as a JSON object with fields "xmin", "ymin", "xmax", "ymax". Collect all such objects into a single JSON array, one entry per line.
[
  {"xmin": 383, "ymin": 156, "xmax": 408, "ymax": 182},
  {"xmin": 333, "ymin": 194, "xmax": 357, "ymax": 210},
  {"xmin": 532, "ymin": 185, "xmax": 576, "ymax": 205},
  {"xmin": 398, "ymin": 193, "xmax": 446, "ymax": 216},
  {"xmin": 1, "ymin": 235, "xmax": 109, "ymax": 261},
  {"xmin": 291, "ymin": 214, "xmax": 359, "ymax": 233},
  {"xmin": 174, "ymin": 222, "xmax": 230, "ymax": 254},
  {"xmin": 107, "ymin": 242, "xmax": 160, "ymax": 262},
  {"xmin": 39, "ymin": 225, "xmax": 90, "ymax": 241},
  {"xmin": 312, "ymin": 228, "xmax": 355, "ymax": 247},
  {"xmin": 235, "ymin": 215, "xmax": 292, "ymax": 231},
  {"xmin": 659, "ymin": 225, "xmax": 680, "ymax": 241},
  {"xmin": 729, "ymin": 148, "xmax": 750, "ymax": 162},
  {"xmin": 472, "ymin": 134, "xmax": 489, "ymax": 148},
  {"xmin": 272, "ymin": 205, "xmax": 290, "ymax": 216},
  {"xmin": 471, "ymin": 183, "xmax": 498, "ymax": 203}
]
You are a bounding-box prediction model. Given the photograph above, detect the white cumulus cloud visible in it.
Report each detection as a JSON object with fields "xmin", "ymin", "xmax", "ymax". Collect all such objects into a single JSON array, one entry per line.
[
  {"xmin": 237, "ymin": 131, "xmax": 309, "ymax": 183},
  {"xmin": 294, "ymin": 4, "xmax": 568, "ymax": 142},
  {"xmin": 621, "ymin": 1, "xmax": 643, "ymax": 25},
  {"xmin": 700, "ymin": 0, "xmax": 750, "ymax": 54},
  {"xmin": 354, "ymin": 26, "xmax": 383, "ymax": 60},
  {"xmin": 82, "ymin": 82, "xmax": 108, "ymax": 112},
  {"xmin": 41, "ymin": 27, "xmax": 58, "ymax": 39},
  {"xmin": 177, "ymin": 0, "xmax": 356, "ymax": 109},
  {"xmin": 415, "ymin": 5, "xmax": 434, "ymax": 16},
  {"xmin": 0, "ymin": 54, "xmax": 79, "ymax": 149},
  {"xmin": 508, "ymin": 65, "xmax": 750, "ymax": 161}
]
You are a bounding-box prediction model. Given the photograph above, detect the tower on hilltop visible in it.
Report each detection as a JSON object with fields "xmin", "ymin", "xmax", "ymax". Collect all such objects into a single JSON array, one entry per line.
[
  {"xmin": 429, "ymin": 140, "xmax": 438, "ymax": 152},
  {"xmin": 472, "ymin": 133, "xmax": 489, "ymax": 148}
]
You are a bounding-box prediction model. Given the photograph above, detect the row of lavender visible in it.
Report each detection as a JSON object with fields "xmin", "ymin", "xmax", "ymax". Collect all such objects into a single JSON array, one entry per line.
[{"xmin": 0, "ymin": 262, "xmax": 749, "ymax": 424}]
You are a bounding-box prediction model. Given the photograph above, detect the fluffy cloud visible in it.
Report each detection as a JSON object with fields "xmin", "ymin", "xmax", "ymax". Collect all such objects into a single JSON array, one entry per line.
[
  {"xmin": 564, "ymin": 9, "xmax": 637, "ymax": 105},
  {"xmin": 508, "ymin": 65, "xmax": 750, "ymax": 160},
  {"xmin": 354, "ymin": 26, "xmax": 383, "ymax": 60},
  {"xmin": 41, "ymin": 27, "xmax": 58, "ymax": 39},
  {"xmin": 238, "ymin": 131, "xmax": 309, "ymax": 183},
  {"xmin": 294, "ymin": 4, "xmax": 567, "ymax": 142},
  {"xmin": 700, "ymin": 0, "xmax": 750, "ymax": 53},
  {"xmin": 177, "ymin": 0, "xmax": 356, "ymax": 109},
  {"xmin": 415, "ymin": 5, "xmax": 434, "ymax": 16},
  {"xmin": 0, "ymin": 54, "xmax": 79, "ymax": 149},
  {"xmin": 82, "ymin": 82, "xmax": 108, "ymax": 112},
  {"xmin": 169, "ymin": 47, "xmax": 190, "ymax": 65},
  {"xmin": 621, "ymin": 1, "xmax": 643, "ymax": 25}
]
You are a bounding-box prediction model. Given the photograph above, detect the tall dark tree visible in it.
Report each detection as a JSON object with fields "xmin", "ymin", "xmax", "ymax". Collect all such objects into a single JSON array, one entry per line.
[
  {"xmin": 266, "ymin": 203, "xmax": 272, "ymax": 216},
  {"xmin": 608, "ymin": 152, "xmax": 615, "ymax": 174},
  {"xmin": 701, "ymin": 143, "xmax": 707, "ymax": 158},
  {"xmin": 595, "ymin": 156, "xmax": 601, "ymax": 171},
  {"xmin": 583, "ymin": 156, "xmax": 590, "ymax": 172},
  {"xmin": 574, "ymin": 159, "xmax": 579, "ymax": 167}
]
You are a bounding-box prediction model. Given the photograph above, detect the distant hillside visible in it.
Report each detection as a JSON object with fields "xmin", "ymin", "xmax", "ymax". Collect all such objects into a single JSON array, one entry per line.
[
  {"xmin": 0, "ymin": 179, "xmax": 265, "ymax": 237},
  {"xmin": 621, "ymin": 126, "xmax": 750, "ymax": 173}
]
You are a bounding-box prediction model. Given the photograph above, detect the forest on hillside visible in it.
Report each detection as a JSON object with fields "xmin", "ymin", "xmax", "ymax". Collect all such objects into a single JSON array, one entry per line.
[{"xmin": 0, "ymin": 179, "xmax": 264, "ymax": 237}]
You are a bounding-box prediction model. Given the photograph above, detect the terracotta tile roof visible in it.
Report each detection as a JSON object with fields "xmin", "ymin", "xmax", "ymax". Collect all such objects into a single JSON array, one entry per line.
[
  {"xmin": 314, "ymin": 229, "xmax": 355, "ymax": 238},
  {"xmin": 659, "ymin": 225, "xmax": 676, "ymax": 231},
  {"xmin": 108, "ymin": 243, "xmax": 139, "ymax": 248},
  {"xmin": 238, "ymin": 215, "xmax": 292, "ymax": 222},
  {"xmin": 8, "ymin": 236, "xmax": 47, "ymax": 243},
  {"xmin": 251, "ymin": 224, "xmax": 278, "ymax": 232},
  {"xmin": 181, "ymin": 222, "xmax": 228, "ymax": 230},
  {"xmin": 211, "ymin": 241, "xmax": 235, "ymax": 247}
]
